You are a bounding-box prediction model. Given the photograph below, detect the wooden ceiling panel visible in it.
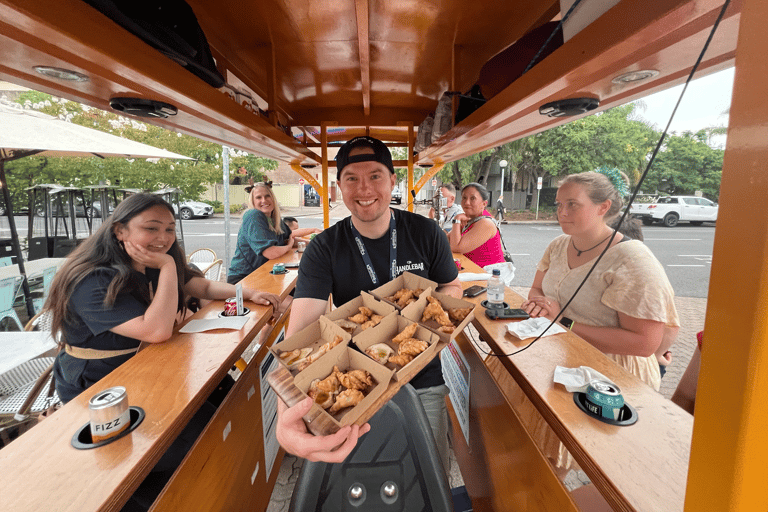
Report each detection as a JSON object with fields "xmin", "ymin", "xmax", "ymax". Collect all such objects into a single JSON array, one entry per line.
[{"xmin": 0, "ymin": 0, "xmax": 741, "ymax": 171}]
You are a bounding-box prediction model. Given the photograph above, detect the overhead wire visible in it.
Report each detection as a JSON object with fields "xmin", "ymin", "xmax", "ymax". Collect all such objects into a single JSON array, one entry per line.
[{"xmin": 472, "ymin": 0, "xmax": 733, "ymax": 359}]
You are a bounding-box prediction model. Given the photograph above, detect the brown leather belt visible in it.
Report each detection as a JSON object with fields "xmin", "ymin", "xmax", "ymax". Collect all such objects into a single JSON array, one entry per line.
[{"xmin": 64, "ymin": 344, "xmax": 139, "ymax": 360}]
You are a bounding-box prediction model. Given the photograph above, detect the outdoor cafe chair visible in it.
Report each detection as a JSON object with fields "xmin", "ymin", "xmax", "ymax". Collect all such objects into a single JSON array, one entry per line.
[
  {"xmin": 0, "ymin": 275, "xmax": 23, "ymax": 331},
  {"xmin": 32, "ymin": 266, "xmax": 56, "ymax": 314},
  {"xmin": 202, "ymin": 259, "xmax": 223, "ymax": 282},
  {"xmin": 188, "ymin": 248, "xmax": 217, "ymax": 270},
  {"xmin": 0, "ymin": 310, "xmax": 60, "ymax": 445}
]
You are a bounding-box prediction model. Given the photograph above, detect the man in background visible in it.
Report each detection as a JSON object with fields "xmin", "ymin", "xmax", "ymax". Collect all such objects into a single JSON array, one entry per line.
[{"xmin": 428, "ymin": 183, "xmax": 463, "ymax": 232}]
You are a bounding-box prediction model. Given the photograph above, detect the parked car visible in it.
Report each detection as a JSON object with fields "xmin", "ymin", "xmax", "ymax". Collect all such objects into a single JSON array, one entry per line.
[
  {"xmin": 174, "ymin": 200, "xmax": 214, "ymax": 220},
  {"xmin": 630, "ymin": 195, "xmax": 718, "ymax": 227},
  {"xmin": 304, "ymin": 190, "xmax": 320, "ymax": 207},
  {"xmin": 390, "ymin": 187, "xmax": 402, "ymax": 204}
]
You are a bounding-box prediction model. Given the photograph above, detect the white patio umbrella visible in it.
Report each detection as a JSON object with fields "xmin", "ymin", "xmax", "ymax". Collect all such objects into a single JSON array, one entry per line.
[{"xmin": 0, "ymin": 101, "xmax": 191, "ymax": 316}]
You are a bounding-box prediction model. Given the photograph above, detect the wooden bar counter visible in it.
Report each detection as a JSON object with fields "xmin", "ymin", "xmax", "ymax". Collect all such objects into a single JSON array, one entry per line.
[
  {"xmin": 450, "ymin": 254, "xmax": 693, "ymax": 511},
  {"xmin": 0, "ymin": 251, "xmax": 300, "ymax": 512}
]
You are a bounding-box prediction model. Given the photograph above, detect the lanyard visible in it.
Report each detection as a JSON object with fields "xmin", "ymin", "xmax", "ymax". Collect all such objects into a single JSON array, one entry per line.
[{"xmin": 350, "ymin": 211, "xmax": 397, "ymax": 286}]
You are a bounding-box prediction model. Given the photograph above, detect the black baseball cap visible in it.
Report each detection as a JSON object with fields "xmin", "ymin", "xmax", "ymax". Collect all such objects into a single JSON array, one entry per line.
[{"xmin": 335, "ymin": 136, "xmax": 395, "ymax": 180}]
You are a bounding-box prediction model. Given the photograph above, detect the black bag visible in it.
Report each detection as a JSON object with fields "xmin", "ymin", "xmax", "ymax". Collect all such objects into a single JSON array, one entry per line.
[{"xmin": 81, "ymin": 0, "xmax": 225, "ymax": 88}]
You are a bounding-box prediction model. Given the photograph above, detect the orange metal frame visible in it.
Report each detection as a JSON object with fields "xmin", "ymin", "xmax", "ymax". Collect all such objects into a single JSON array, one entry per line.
[{"xmin": 0, "ymin": 0, "xmax": 764, "ymax": 508}]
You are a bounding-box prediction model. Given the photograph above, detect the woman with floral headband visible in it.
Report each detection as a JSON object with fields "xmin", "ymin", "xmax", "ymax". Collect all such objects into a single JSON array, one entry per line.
[
  {"xmin": 228, "ymin": 181, "xmax": 320, "ymax": 283},
  {"xmin": 521, "ymin": 170, "xmax": 680, "ymax": 471}
]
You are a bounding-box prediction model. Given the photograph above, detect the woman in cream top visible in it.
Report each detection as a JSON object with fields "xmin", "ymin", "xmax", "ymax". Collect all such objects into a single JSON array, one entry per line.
[{"xmin": 521, "ymin": 171, "xmax": 679, "ymax": 470}]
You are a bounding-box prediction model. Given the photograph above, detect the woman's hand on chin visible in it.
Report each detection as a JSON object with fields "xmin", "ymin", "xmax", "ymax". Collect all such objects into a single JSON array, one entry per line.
[{"xmin": 124, "ymin": 241, "xmax": 175, "ymax": 270}]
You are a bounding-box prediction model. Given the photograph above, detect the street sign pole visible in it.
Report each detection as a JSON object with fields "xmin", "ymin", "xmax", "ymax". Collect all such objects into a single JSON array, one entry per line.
[
  {"xmin": 535, "ymin": 176, "xmax": 543, "ymax": 220},
  {"xmin": 222, "ymin": 146, "xmax": 231, "ymax": 272}
]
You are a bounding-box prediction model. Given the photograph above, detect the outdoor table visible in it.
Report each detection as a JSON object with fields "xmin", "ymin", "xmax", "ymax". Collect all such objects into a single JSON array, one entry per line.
[
  {"xmin": 0, "ymin": 257, "xmax": 67, "ymax": 280},
  {"xmin": 450, "ymin": 254, "xmax": 692, "ymax": 511},
  {"xmin": 0, "ymin": 331, "xmax": 57, "ymax": 378},
  {"xmin": 0, "ymin": 256, "xmax": 293, "ymax": 511}
]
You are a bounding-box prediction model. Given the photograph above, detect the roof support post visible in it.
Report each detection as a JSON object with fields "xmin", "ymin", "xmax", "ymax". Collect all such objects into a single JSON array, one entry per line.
[
  {"xmin": 685, "ymin": 0, "xmax": 768, "ymax": 509},
  {"xmin": 321, "ymin": 123, "xmax": 330, "ymax": 229}
]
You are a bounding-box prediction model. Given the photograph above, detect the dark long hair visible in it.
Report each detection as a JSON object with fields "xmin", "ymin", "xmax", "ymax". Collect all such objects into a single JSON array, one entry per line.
[{"xmin": 45, "ymin": 193, "xmax": 194, "ymax": 341}]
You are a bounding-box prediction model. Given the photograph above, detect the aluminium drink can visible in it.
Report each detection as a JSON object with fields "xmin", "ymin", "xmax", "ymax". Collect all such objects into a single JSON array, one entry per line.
[
  {"xmin": 585, "ymin": 379, "xmax": 625, "ymax": 420},
  {"xmin": 89, "ymin": 386, "xmax": 130, "ymax": 443},
  {"xmin": 223, "ymin": 297, "xmax": 238, "ymax": 316}
]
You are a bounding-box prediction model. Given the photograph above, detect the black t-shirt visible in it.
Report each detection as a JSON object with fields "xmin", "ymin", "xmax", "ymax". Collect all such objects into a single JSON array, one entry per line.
[
  {"xmin": 295, "ymin": 209, "xmax": 458, "ymax": 389},
  {"xmin": 53, "ymin": 267, "xmax": 179, "ymax": 403}
]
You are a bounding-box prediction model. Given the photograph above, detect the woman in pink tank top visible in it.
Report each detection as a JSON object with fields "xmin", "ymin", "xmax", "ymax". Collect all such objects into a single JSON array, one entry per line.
[{"xmin": 448, "ymin": 182, "xmax": 505, "ymax": 267}]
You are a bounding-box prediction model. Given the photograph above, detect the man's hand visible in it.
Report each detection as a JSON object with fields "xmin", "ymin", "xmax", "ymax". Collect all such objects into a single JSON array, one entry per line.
[
  {"xmin": 245, "ymin": 290, "xmax": 280, "ymax": 318},
  {"xmin": 276, "ymin": 397, "xmax": 371, "ymax": 462}
]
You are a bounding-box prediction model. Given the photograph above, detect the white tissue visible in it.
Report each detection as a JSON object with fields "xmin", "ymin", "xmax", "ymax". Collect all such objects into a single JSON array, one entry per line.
[
  {"xmin": 553, "ymin": 366, "xmax": 617, "ymax": 393},
  {"xmin": 457, "ymin": 262, "xmax": 516, "ymax": 285},
  {"xmin": 506, "ymin": 317, "xmax": 566, "ymax": 339}
]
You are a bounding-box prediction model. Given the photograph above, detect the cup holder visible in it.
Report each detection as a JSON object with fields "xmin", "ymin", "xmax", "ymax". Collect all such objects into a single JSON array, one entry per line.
[
  {"xmin": 573, "ymin": 393, "xmax": 638, "ymax": 426},
  {"xmin": 71, "ymin": 406, "xmax": 145, "ymax": 450},
  {"xmin": 480, "ymin": 300, "xmax": 509, "ymax": 310}
]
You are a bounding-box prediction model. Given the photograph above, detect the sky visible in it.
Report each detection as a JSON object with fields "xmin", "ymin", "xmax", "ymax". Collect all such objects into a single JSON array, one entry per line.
[{"xmin": 629, "ymin": 67, "xmax": 734, "ymax": 146}]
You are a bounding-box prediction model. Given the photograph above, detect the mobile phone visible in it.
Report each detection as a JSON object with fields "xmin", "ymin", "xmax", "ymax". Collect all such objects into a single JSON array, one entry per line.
[
  {"xmin": 485, "ymin": 308, "xmax": 531, "ymax": 320},
  {"xmin": 284, "ymin": 262, "xmax": 300, "ymax": 269},
  {"xmin": 463, "ymin": 285, "xmax": 487, "ymax": 297}
]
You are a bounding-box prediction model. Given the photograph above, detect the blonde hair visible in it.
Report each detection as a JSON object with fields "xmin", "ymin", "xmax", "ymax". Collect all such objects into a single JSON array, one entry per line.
[
  {"xmin": 559, "ymin": 171, "xmax": 629, "ymax": 219},
  {"xmin": 248, "ymin": 184, "xmax": 284, "ymax": 234}
]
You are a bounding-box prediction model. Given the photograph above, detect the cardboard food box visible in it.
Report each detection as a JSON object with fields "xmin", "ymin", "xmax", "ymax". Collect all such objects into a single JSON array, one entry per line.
[
  {"xmin": 353, "ymin": 313, "xmax": 440, "ymax": 381},
  {"xmin": 370, "ymin": 271, "xmax": 436, "ymax": 310},
  {"xmin": 323, "ymin": 291, "xmax": 396, "ymax": 336},
  {"xmin": 270, "ymin": 316, "xmax": 351, "ymax": 376},
  {"xmin": 401, "ymin": 288, "xmax": 477, "ymax": 343},
  {"xmin": 294, "ymin": 346, "xmax": 394, "ymax": 429}
]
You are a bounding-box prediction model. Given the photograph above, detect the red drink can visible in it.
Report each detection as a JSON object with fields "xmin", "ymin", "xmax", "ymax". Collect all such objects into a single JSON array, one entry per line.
[
  {"xmin": 454, "ymin": 259, "xmax": 462, "ymax": 270},
  {"xmin": 223, "ymin": 297, "xmax": 238, "ymax": 316}
]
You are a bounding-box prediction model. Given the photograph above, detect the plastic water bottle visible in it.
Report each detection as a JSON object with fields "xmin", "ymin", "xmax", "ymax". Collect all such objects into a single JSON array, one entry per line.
[{"xmin": 487, "ymin": 269, "xmax": 505, "ymax": 306}]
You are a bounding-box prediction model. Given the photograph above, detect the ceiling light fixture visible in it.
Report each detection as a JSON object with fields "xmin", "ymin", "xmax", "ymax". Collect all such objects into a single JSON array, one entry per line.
[
  {"xmin": 539, "ymin": 98, "xmax": 599, "ymax": 118},
  {"xmin": 611, "ymin": 70, "xmax": 660, "ymax": 84},
  {"xmin": 33, "ymin": 66, "xmax": 89, "ymax": 82}
]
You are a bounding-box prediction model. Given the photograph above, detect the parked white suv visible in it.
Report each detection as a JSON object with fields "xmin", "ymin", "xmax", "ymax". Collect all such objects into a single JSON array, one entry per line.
[
  {"xmin": 174, "ymin": 200, "xmax": 214, "ymax": 220},
  {"xmin": 630, "ymin": 196, "xmax": 717, "ymax": 227}
]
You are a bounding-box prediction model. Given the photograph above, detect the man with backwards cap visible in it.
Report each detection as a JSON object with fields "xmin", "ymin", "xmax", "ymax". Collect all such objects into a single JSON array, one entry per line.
[{"xmin": 276, "ymin": 136, "xmax": 462, "ymax": 466}]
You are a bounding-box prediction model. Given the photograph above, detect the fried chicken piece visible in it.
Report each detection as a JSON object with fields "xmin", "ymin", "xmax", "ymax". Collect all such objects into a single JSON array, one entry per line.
[
  {"xmin": 392, "ymin": 322, "xmax": 418, "ymax": 343},
  {"xmin": 348, "ymin": 312, "xmax": 369, "ymax": 324},
  {"xmin": 413, "ymin": 288, "xmax": 424, "ymax": 297},
  {"xmin": 448, "ymin": 307, "xmax": 473, "ymax": 323},
  {"xmin": 422, "ymin": 300, "xmax": 452, "ymax": 326},
  {"xmin": 333, "ymin": 366, "xmax": 374, "ymax": 390},
  {"xmin": 315, "ymin": 371, "xmax": 341, "ymax": 394},
  {"xmin": 404, "ymin": 297, "xmax": 417, "ymax": 306},
  {"xmin": 361, "ymin": 313, "xmax": 384, "ymax": 331},
  {"xmin": 308, "ymin": 380, "xmax": 336, "ymax": 409},
  {"xmin": 302, "ymin": 336, "xmax": 345, "ymax": 369},
  {"xmin": 398, "ymin": 338, "xmax": 429, "ymax": 356},
  {"xmin": 396, "ymin": 289, "xmax": 415, "ymax": 307},
  {"xmin": 438, "ymin": 325, "xmax": 456, "ymax": 333},
  {"xmin": 359, "ymin": 306, "xmax": 374, "ymax": 317},
  {"xmin": 389, "ymin": 353, "xmax": 414, "ymax": 366},
  {"xmin": 329, "ymin": 389, "xmax": 365, "ymax": 414},
  {"xmin": 392, "ymin": 288, "xmax": 411, "ymax": 300}
]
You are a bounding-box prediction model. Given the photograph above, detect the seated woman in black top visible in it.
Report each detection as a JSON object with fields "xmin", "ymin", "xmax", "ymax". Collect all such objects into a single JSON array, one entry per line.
[{"xmin": 46, "ymin": 193, "xmax": 280, "ymax": 404}]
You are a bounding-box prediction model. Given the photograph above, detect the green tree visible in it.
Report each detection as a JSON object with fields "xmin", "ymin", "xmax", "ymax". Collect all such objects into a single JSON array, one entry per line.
[{"xmin": 641, "ymin": 130, "xmax": 724, "ymax": 199}]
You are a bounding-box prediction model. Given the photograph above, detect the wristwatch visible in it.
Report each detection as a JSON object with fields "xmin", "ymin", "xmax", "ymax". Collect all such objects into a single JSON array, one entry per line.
[
  {"xmin": 560, "ymin": 316, "xmax": 574, "ymax": 329},
  {"xmin": 452, "ymin": 218, "xmax": 461, "ymax": 224}
]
